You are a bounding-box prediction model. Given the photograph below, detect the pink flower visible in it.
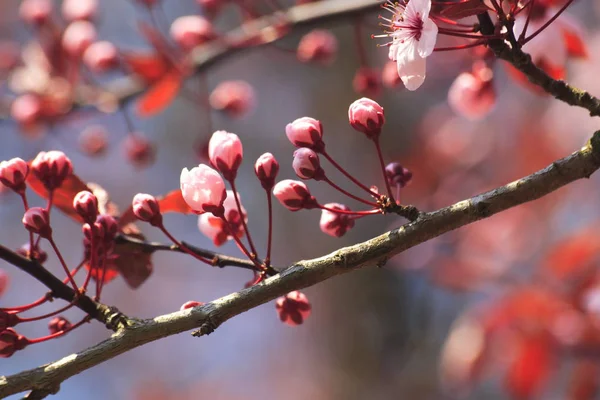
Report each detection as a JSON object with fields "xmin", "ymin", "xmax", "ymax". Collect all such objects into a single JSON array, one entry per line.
[
  {"xmin": 73, "ymin": 191, "xmax": 99, "ymax": 224},
  {"xmin": 79, "ymin": 125, "xmax": 108, "ymax": 156},
  {"xmin": 319, "ymin": 203, "xmax": 355, "ymax": 237},
  {"xmin": 0, "ymin": 158, "xmax": 29, "ymax": 193},
  {"xmin": 132, "ymin": 193, "xmax": 162, "ymax": 226},
  {"xmin": 180, "ymin": 164, "xmax": 226, "ymax": 215},
  {"xmin": 31, "ymin": 150, "xmax": 73, "ymax": 191},
  {"xmin": 348, "ymin": 97, "xmax": 385, "ymax": 139},
  {"xmin": 48, "ymin": 316, "xmax": 72, "ymax": 334},
  {"xmin": 383, "ymin": 0, "xmax": 438, "ymax": 91},
  {"xmin": 292, "ymin": 148, "xmax": 324, "ymax": 180},
  {"xmin": 198, "ymin": 190, "xmax": 247, "ymax": 246},
  {"xmin": 275, "ymin": 291, "xmax": 312, "ymax": 326},
  {"xmin": 170, "ymin": 16, "xmax": 216, "ymax": 51},
  {"xmin": 272, "ymin": 180, "xmax": 317, "ymax": 211},
  {"xmin": 19, "ymin": 0, "xmax": 53, "ymax": 26},
  {"xmin": 122, "ymin": 133, "xmax": 155, "ymax": 168},
  {"xmin": 208, "ymin": 131, "xmax": 243, "ymax": 181},
  {"xmin": 62, "ymin": 21, "xmax": 97, "ymax": 57},
  {"xmin": 448, "ymin": 66, "xmax": 496, "ymax": 120},
  {"xmin": 11, "ymin": 94, "xmax": 42, "ymax": 127},
  {"xmin": 255, "ymin": 152, "xmax": 279, "ymax": 190},
  {"xmin": 83, "ymin": 41, "xmax": 119, "ymax": 73},
  {"xmin": 61, "ymin": 0, "xmax": 97, "ymax": 21},
  {"xmin": 285, "ymin": 117, "xmax": 324, "ymax": 151},
  {"xmin": 22, "ymin": 207, "xmax": 52, "ymax": 238},
  {"xmin": 297, "ymin": 29, "xmax": 338, "ymax": 64},
  {"xmin": 209, "ymin": 81, "xmax": 255, "ymax": 118}
]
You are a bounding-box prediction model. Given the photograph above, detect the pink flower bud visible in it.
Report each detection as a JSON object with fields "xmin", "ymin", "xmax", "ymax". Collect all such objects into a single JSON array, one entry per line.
[
  {"xmin": 123, "ymin": 133, "xmax": 155, "ymax": 168},
  {"xmin": 198, "ymin": 190, "xmax": 247, "ymax": 246},
  {"xmin": 0, "ymin": 329, "xmax": 28, "ymax": 358},
  {"xmin": 132, "ymin": 193, "xmax": 162, "ymax": 226},
  {"xmin": 11, "ymin": 94, "xmax": 42, "ymax": 127},
  {"xmin": 0, "ymin": 158, "xmax": 29, "ymax": 193},
  {"xmin": 348, "ymin": 97, "xmax": 385, "ymax": 139},
  {"xmin": 73, "ymin": 191, "xmax": 99, "ymax": 224},
  {"xmin": 62, "ymin": 21, "xmax": 97, "ymax": 57},
  {"xmin": 292, "ymin": 148, "xmax": 324, "ymax": 180},
  {"xmin": 22, "ymin": 207, "xmax": 52, "ymax": 238},
  {"xmin": 382, "ymin": 61, "xmax": 402, "ymax": 88},
  {"xmin": 180, "ymin": 301, "xmax": 204, "ymax": 311},
  {"xmin": 79, "ymin": 125, "xmax": 108, "ymax": 156},
  {"xmin": 297, "ymin": 29, "xmax": 338, "ymax": 65},
  {"xmin": 83, "ymin": 41, "xmax": 119, "ymax": 73},
  {"xmin": 61, "ymin": 0, "xmax": 97, "ymax": 21},
  {"xmin": 320, "ymin": 203, "xmax": 355, "ymax": 237},
  {"xmin": 272, "ymin": 180, "xmax": 317, "ymax": 211},
  {"xmin": 16, "ymin": 243, "xmax": 47, "ymax": 264},
  {"xmin": 19, "ymin": 0, "xmax": 53, "ymax": 26},
  {"xmin": 448, "ymin": 67, "xmax": 496, "ymax": 120},
  {"xmin": 275, "ymin": 291, "xmax": 311, "ymax": 326},
  {"xmin": 208, "ymin": 131, "xmax": 243, "ymax": 181},
  {"xmin": 285, "ymin": 117, "xmax": 324, "ymax": 152},
  {"xmin": 385, "ymin": 163, "xmax": 412, "ymax": 188},
  {"xmin": 255, "ymin": 153, "xmax": 279, "ymax": 190},
  {"xmin": 180, "ymin": 164, "xmax": 226, "ymax": 215},
  {"xmin": 353, "ymin": 67, "xmax": 382, "ymax": 98},
  {"xmin": 95, "ymin": 214, "xmax": 118, "ymax": 245},
  {"xmin": 31, "ymin": 150, "xmax": 73, "ymax": 191},
  {"xmin": 0, "ymin": 311, "xmax": 19, "ymax": 331},
  {"xmin": 209, "ymin": 80, "xmax": 255, "ymax": 118},
  {"xmin": 48, "ymin": 316, "xmax": 72, "ymax": 334},
  {"xmin": 170, "ymin": 16, "xmax": 216, "ymax": 51}
]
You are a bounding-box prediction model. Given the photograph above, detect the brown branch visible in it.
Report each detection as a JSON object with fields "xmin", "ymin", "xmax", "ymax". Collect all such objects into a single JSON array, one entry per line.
[{"xmin": 2, "ymin": 130, "xmax": 600, "ymax": 398}]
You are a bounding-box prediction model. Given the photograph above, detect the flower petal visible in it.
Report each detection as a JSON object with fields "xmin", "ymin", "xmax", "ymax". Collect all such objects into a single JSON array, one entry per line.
[
  {"xmin": 418, "ymin": 18, "xmax": 438, "ymax": 58},
  {"xmin": 396, "ymin": 41, "xmax": 427, "ymax": 91},
  {"xmin": 405, "ymin": 0, "xmax": 432, "ymax": 20}
]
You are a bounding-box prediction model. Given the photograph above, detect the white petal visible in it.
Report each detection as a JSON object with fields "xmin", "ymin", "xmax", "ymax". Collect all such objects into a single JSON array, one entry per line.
[
  {"xmin": 388, "ymin": 42, "xmax": 399, "ymax": 61},
  {"xmin": 396, "ymin": 41, "xmax": 427, "ymax": 91},
  {"xmin": 405, "ymin": 0, "xmax": 432, "ymax": 20},
  {"xmin": 418, "ymin": 18, "xmax": 438, "ymax": 58}
]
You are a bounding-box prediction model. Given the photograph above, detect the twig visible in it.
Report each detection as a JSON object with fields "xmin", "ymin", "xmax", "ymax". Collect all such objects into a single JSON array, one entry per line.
[{"xmin": 2, "ymin": 130, "xmax": 600, "ymax": 398}]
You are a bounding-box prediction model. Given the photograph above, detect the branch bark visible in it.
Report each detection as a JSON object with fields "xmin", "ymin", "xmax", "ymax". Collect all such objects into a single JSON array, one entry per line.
[{"xmin": 2, "ymin": 131, "xmax": 600, "ymax": 398}]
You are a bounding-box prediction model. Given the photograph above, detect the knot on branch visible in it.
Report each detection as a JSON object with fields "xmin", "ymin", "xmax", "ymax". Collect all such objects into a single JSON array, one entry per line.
[
  {"xmin": 98, "ymin": 305, "xmax": 131, "ymax": 331},
  {"xmin": 191, "ymin": 316, "xmax": 219, "ymax": 337}
]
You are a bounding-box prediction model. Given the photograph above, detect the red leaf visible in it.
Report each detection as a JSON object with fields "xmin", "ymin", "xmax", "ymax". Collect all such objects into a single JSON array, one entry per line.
[
  {"xmin": 136, "ymin": 70, "xmax": 182, "ymax": 116},
  {"xmin": 84, "ymin": 261, "xmax": 120, "ymax": 284},
  {"xmin": 562, "ymin": 28, "xmax": 588, "ymax": 59},
  {"xmin": 157, "ymin": 189, "xmax": 193, "ymax": 214},
  {"xmin": 541, "ymin": 232, "xmax": 600, "ymax": 281},
  {"xmin": 121, "ymin": 52, "xmax": 170, "ymax": 83},
  {"xmin": 505, "ymin": 332, "xmax": 555, "ymax": 400},
  {"xmin": 111, "ymin": 225, "xmax": 153, "ymax": 289},
  {"xmin": 435, "ymin": 0, "xmax": 490, "ymax": 20},
  {"xmin": 26, "ymin": 171, "xmax": 91, "ymax": 223}
]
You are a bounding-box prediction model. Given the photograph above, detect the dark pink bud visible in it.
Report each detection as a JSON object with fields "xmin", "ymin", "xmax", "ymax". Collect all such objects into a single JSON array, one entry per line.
[
  {"xmin": 19, "ymin": 0, "xmax": 53, "ymax": 26},
  {"xmin": 297, "ymin": 29, "xmax": 338, "ymax": 65},
  {"xmin": 22, "ymin": 207, "xmax": 52, "ymax": 238},
  {"xmin": 11, "ymin": 94, "xmax": 42, "ymax": 127},
  {"xmin": 275, "ymin": 291, "xmax": 311, "ymax": 326},
  {"xmin": 123, "ymin": 134, "xmax": 156, "ymax": 168},
  {"xmin": 94, "ymin": 214, "xmax": 118, "ymax": 247},
  {"xmin": 320, "ymin": 203, "xmax": 355, "ymax": 237},
  {"xmin": 285, "ymin": 117, "xmax": 324, "ymax": 152},
  {"xmin": 62, "ymin": 21, "xmax": 97, "ymax": 57},
  {"xmin": 61, "ymin": 0, "xmax": 97, "ymax": 21},
  {"xmin": 170, "ymin": 16, "xmax": 216, "ymax": 51},
  {"xmin": 73, "ymin": 191, "xmax": 99, "ymax": 224},
  {"xmin": 0, "ymin": 158, "xmax": 29, "ymax": 193},
  {"xmin": 0, "ymin": 312, "xmax": 19, "ymax": 331},
  {"xmin": 48, "ymin": 316, "xmax": 72, "ymax": 334},
  {"xmin": 83, "ymin": 41, "xmax": 119, "ymax": 73},
  {"xmin": 209, "ymin": 80, "xmax": 255, "ymax": 118},
  {"xmin": 208, "ymin": 131, "xmax": 243, "ymax": 181},
  {"xmin": 180, "ymin": 301, "xmax": 204, "ymax": 311},
  {"xmin": 292, "ymin": 148, "xmax": 324, "ymax": 180},
  {"xmin": 31, "ymin": 150, "xmax": 73, "ymax": 191},
  {"xmin": 348, "ymin": 97, "xmax": 385, "ymax": 139},
  {"xmin": 353, "ymin": 67, "xmax": 382, "ymax": 98},
  {"xmin": 272, "ymin": 180, "xmax": 318, "ymax": 211},
  {"xmin": 79, "ymin": 125, "xmax": 108, "ymax": 156},
  {"xmin": 0, "ymin": 329, "xmax": 28, "ymax": 358},
  {"xmin": 17, "ymin": 243, "xmax": 48, "ymax": 264},
  {"xmin": 254, "ymin": 153, "xmax": 279, "ymax": 190},
  {"xmin": 385, "ymin": 163, "xmax": 412, "ymax": 188},
  {"xmin": 132, "ymin": 193, "xmax": 162, "ymax": 226}
]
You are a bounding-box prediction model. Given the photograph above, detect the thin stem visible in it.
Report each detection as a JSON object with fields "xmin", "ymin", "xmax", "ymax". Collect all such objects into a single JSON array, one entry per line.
[
  {"xmin": 522, "ymin": 0, "xmax": 574, "ymax": 44},
  {"xmin": 518, "ymin": 0, "xmax": 535, "ymax": 41},
  {"xmin": 82, "ymin": 240, "xmax": 95, "ymax": 292},
  {"xmin": 434, "ymin": 41, "xmax": 487, "ymax": 51},
  {"xmin": 19, "ymin": 193, "xmax": 35, "ymax": 251},
  {"xmin": 229, "ymin": 180, "xmax": 259, "ymax": 259},
  {"xmin": 373, "ymin": 139, "xmax": 394, "ymax": 201},
  {"xmin": 219, "ymin": 217, "xmax": 264, "ymax": 270},
  {"xmin": 321, "ymin": 151, "xmax": 380, "ymax": 198},
  {"xmin": 18, "ymin": 300, "xmax": 77, "ymax": 323},
  {"xmin": 1, "ymin": 294, "xmax": 50, "ymax": 313},
  {"xmin": 48, "ymin": 238, "xmax": 78, "ymax": 291},
  {"xmin": 26, "ymin": 316, "xmax": 90, "ymax": 344},
  {"xmin": 159, "ymin": 226, "xmax": 214, "ymax": 265},
  {"xmin": 319, "ymin": 204, "xmax": 380, "ymax": 216},
  {"xmin": 265, "ymin": 190, "xmax": 273, "ymax": 268},
  {"xmin": 323, "ymin": 177, "xmax": 378, "ymax": 206},
  {"xmin": 95, "ymin": 256, "xmax": 106, "ymax": 300}
]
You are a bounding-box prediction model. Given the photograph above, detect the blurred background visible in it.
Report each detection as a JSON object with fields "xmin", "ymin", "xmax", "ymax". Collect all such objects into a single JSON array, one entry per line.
[{"xmin": 2, "ymin": 0, "xmax": 600, "ymax": 399}]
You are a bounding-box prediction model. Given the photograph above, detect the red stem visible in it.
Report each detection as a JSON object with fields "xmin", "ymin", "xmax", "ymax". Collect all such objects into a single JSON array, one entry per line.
[
  {"xmin": 265, "ymin": 190, "xmax": 273, "ymax": 268},
  {"xmin": 159, "ymin": 226, "xmax": 213, "ymax": 265},
  {"xmin": 323, "ymin": 177, "xmax": 378, "ymax": 206},
  {"xmin": 17, "ymin": 300, "xmax": 76, "ymax": 323},
  {"xmin": 319, "ymin": 204, "xmax": 380, "ymax": 216},
  {"xmin": 1, "ymin": 293, "xmax": 50, "ymax": 313},
  {"xmin": 321, "ymin": 151, "xmax": 380, "ymax": 198},
  {"xmin": 373, "ymin": 139, "xmax": 394, "ymax": 201},
  {"xmin": 48, "ymin": 237, "xmax": 78, "ymax": 291},
  {"xmin": 20, "ymin": 193, "xmax": 35, "ymax": 257},
  {"xmin": 522, "ymin": 0, "xmax": 574, "ymax": 44},
  {"xmin": 26, "ymin": 316, "xmax": 90, "ymax": 344},
  {"xmin": 229, "ymin": 179, "xmax": 259, "ymax": 260},
  {"xmin": 219, "ymin": 217, "xmax": 264, "ymax": 270},
  {"xmin": 519, "ymin": 0, "xmax": 535, "ymax": 41}
]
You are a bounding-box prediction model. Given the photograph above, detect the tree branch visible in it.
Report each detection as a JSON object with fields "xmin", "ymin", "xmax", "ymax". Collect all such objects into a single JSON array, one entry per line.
[{"xmin": 3, "ymin": 131, "xmax": 600, "ymax": 398}]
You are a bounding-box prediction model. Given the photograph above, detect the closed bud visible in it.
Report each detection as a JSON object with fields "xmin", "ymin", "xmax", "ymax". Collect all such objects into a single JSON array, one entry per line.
[
  {"xmin": 170, "ymin": 16, "xmax": 216, "ymax": 51},
  {"xmin": 208, "ymin": 131, "xmax": 243, "ymax": 181},
  {"xmin": 272, "ymin": 180, "xmax": 318, "ymax": 211},
  {"xmin": 62, "ymin": 21, "xmax": 97, "ymax": 57},
  {"xmin": 0, "ymin": 329, "xmax": 28, "ymax": 358},
  {"xmin": 320, "ymin": 203, "xmax": 355, "ymax": 237},
  {"xmin": 297, "ymin": 29, "xmax": 338, "ymax": 65},
  {"xmin": 17, "ymin": 243, "xmax": 48, "ymax": 264},
  {"xmin": 292, "ymin": 148, "xmax": 324, "ymax": 180},
  {"xmin": 285, "ymin": 117, "xmax": 324, "ymax": 152},
  {"xmin": 31, "ymin": 150, "xmax": 73, "ymax": 191},
  {"xmin": 180, "ymin": 164, "xmax": 226, "ymax": 215},
  {"xmin": 180, "ymin": 301, "xmax": 204, "ymax": 311},
  {"xmin": 385, "ymin": 163, "xmax": 412, "ymax": 188},
  {"xmin": 22, "ymin": 207, "xmax": 52, "ymax": 238},
  {"xmin": 132, "ymin": 193, "xmax": 162, "ymax": 226},
  {"xmin": 61, "ymin": 0, "xmax": 97, "ymax": 21},
  {"xmin": 254, "ymin": 153, "xmax": 279, "ymax": 190},
  {"xmin": 19, "ymin": 0, "xmax": 53, "ymax": 26},
  {"xmin": 209, "ymin": 81, "xmax": 255, "ymax": 118},
  {"xmin": 0, "ymin": 158, "xmax": 29, "ymax": 193},
  {"xmin": 275, "ymin": 291, "xmax": 312, "ymax": 326},
  {"xmin": 73, "ymin": 191, "xmax": 99, "ymax": 224},
  {"xmin": 348, "ymin": 97, "xmax": 385, "ymax": 139},
  {"xmin": 94, "ymin": 214, "xmax": 118, "ymax": 247},
  {"xmin": 83, "ymin": 41, "xmax": 119, "ymax": 73},
  {"xmin": 48, "ymin": 316, "xmax": 72, "ymax": 334},
  {"xmin": 0, "ymin": 311, "xmax": 19, "ymax": 331}
]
